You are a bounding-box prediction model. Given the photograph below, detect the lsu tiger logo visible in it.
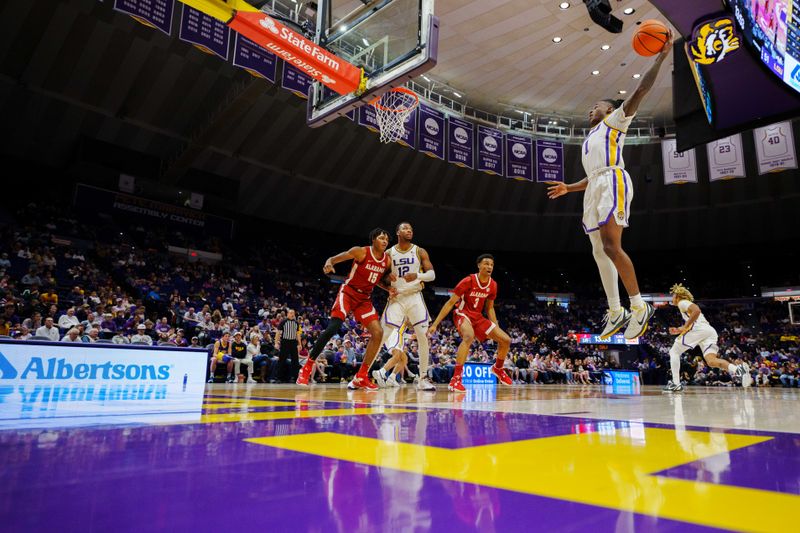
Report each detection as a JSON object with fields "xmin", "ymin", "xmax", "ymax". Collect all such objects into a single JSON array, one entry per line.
[{"xmin": 690, "ymin": 18, "xmax": 740, "ymax": 65}]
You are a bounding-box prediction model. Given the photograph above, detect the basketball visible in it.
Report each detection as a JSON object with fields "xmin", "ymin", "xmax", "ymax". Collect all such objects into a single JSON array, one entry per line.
[{"xmin": 632, "ymin": 19, "xmax": 670, "ymax": 56}]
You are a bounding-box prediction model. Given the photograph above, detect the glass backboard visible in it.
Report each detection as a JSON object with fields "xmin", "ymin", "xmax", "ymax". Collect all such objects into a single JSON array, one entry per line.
[{"xmin": 307, "ymin": 0, "xmax": 438, "ymax": 127}]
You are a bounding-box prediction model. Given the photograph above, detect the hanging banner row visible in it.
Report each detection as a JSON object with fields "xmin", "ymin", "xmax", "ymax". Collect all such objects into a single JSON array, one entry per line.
[{"xmin": 661, "ymin": 123, "xmax": 797, "ymax": 184}]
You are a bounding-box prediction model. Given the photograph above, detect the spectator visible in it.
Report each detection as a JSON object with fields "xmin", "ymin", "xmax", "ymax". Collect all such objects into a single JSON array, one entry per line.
[
  {"xmin": 112, "ymin": 331, "xmax": 130, "ymax": 344},
  {"xmin": 61, "ymin": 328, "xmax": 82, "ymax": 343},
  {"xmin": 130, "ymin": 324, "xmax": 153, "ymax": 345},
  {"xmin": 83, "ymin": 328, "xmax": 100, "ymax": 343},
  {"xmin": 58, "ymin": 308, "xmax": 80, "ymax": 330},
  {"xmin": 35, "ymin": 317, "xmax": 60, "ymax": 341}
]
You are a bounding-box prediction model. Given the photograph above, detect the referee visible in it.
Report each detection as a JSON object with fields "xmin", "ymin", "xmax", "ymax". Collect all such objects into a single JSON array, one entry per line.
[{"xmin": 275, "ymin": 309, "xmax": 300, "ymax": 383}]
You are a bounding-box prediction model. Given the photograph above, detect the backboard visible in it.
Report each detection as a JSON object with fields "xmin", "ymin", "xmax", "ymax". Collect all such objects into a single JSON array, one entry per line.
[{"xmin": 307, "ymin": 0, "xmax": 438, "ymax": 127}]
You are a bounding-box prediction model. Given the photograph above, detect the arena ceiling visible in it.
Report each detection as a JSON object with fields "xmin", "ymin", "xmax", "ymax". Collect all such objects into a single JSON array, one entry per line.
[{"xmin": 0, "ymin": 0, "xmax": 797, "ymax": 254}]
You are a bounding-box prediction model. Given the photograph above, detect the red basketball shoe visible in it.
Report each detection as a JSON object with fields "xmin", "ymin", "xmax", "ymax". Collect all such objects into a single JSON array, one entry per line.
[
  {"xmin": 448, "ymin": 375, "xmax": 465, "ymax": 392},
  {"xmin": 296, "ymin": 360, "xmax": 313, "ymax": 386},
  {"xmin": 491, "ymin": 365, "xmax": 513, "ymax": 386},
  {"xmin": 348, "ymin": 374, "xmax": 379, "ymax": 391}
]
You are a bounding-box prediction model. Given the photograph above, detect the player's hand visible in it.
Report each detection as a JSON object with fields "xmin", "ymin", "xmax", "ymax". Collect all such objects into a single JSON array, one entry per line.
[
  {"xmin": 323, "ymin": 260, "xmax": 334, "ymax": 274},
  {"xmin": 427, "ymin": 324, "xmax": 438, "ymax": 337},
  {"xmin": 388, "ymin": 287, "xmax": 398, "ymax": 298},
  {"xmin": 546, "ymin": 182, "xmax": 568, "ymax": 199},
  {"xmin": 658, "ymin": 29, "xmax": 673, "ymax": 60},
  {"xmin": 387, "ymin": 273, "xmax": 398, "ymax": 282},
  {"xmin": 403, "ymin": 273, "xmax": 418, "ymax": 282}
]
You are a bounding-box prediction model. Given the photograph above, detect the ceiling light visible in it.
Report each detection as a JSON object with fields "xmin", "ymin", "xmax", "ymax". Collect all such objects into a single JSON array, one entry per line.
[
  {"xmin": 632, "ymin": 73, "xmax": 641, "ymax": 79},
  {"xmin": 422, "ymin": 75, "xmax": 430, "ymax": 82},
  {"xmin": 591, "ymin": 70, "xmax": 600, "ymax": 75},
  {"xmin": 362, "ymin": 38, "xmax": 369, "ymax": 46},
  {"xmin": 515, "ymin": 109, "xmax": 525, "ymax": 114},
  {"xmin": 453, "ymin": 91, "xmax": 462, "ymax": 98},
  {"xmin": 559, "ymin": 2, "xmax": 570, "ymax": 9},
  {"xmin": 623, "ymin": 8, "xmax": 635, "ymax": 15},
  {"xmin": 339, "ymin": 25, "xmax": 347, "ymax": 31},
  {"xmin": 618, "ymin": 90, "xmax": 627, "ymax": 94},
  {"xmin": 552, "ymin": 37, "xmax": 563, "ymax": 43},
  {"xmin": 601, "ymin": 44, "xmax": 610, "ymax": 50}
]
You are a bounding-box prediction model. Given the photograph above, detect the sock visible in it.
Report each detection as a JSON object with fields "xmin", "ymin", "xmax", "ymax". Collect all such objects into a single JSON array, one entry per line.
[
  {"xmin": 609, "ymin": 298, "xmax": 622, "ymax": 313},
  {"xmin": 493, "ymin": 358, "xmax": 504, "ymax": 370},
  {"xmin": 727, "ymin": 363, "xmax": 737, "ymax": 374},
  {"xmin": 589, "ymin": 232, "xmax": 621, "ymax": 310},
  {"xmin": 669, "ymin": 347, "xmax": 681, "ymax": 384},
  {"xmin": 630, "ymin": 294, "xmax": 644, "ymax": 308},
  {"xmin": 454, "ymin": 364, "xmax": 463, "ymax": 379}
]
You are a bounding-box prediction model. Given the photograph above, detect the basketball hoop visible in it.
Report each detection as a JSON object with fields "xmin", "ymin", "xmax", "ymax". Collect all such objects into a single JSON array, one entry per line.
[{"xmin": 369, "ymin": 87, "xmax": 419, "ymax": 144}]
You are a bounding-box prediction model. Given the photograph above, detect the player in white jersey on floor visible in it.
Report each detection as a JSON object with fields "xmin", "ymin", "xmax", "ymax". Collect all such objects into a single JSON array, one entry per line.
[
  {"xmin": 375, "ymin": 320, "xmax": 415, "ymax": 387},
  {"xmin": 547, "ymin": 31, "xmax": 673, "ymax": 340},
  {"xmin": 664, "ymin": 284, "xmax": 752, "ymax": 392},
  {"xmin": 373, "ymin": 222, "xmax": 437, "ymax": 391}
]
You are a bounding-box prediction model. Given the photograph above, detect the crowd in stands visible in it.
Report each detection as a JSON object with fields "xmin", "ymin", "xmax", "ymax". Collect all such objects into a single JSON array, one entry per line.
[{"xmin": 1, "ymin": 201, "xmax": 798, "ymax": 389}]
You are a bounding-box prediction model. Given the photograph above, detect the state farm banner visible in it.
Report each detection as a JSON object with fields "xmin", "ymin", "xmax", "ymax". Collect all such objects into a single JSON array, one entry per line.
[
  {"xmin": 358, "ymin": 104, "xmax": 379, "ymax": 132},
  {"xmin": 228, "ymin": 11, "xmax": 361, "ymax": 95},
  {"xmin": 281, "ymin": 64, "xmax": 313, "ymax": 98},
  {"xmin": 706, "ymin": 134, "xmax": 745, "ymax": 181},
  {"xmin": 753, "ymin": 121, "xmax": 798, "ymax": 174},
  {"xmin": 232, "ymin": 33, "xmax": 277, "ymax": 82},
  {"xmin": 662, "ymin": 138, "xmax": 698, "ymax": 185},
  {"xmin": 179, "ymin": 5, "xmax": 230, "ymax": 60},
  {"xmin": 113, "ymin": 0, "xmax": 174, "ymax": 36},
  {"xmin": 477, "ymin": 126, "xmax": 503, "ymax": 175},
  {"xmin": 447, "ymin": 117, "xmax": 474, "ymax": 168},
  {"xmin": 505, "ymin": 134, "xmax": 534, "ymax": 181},
  {"xmin": 535, "ymin": 140, "xmax": 564, "ymax": 183},
  {"xmin": 418, "ymin": 104, "xmax": 445, "ymax": 160},
  {"xmin": 397, "ymin": 107, "xmax": 418, "ymax": 149}
]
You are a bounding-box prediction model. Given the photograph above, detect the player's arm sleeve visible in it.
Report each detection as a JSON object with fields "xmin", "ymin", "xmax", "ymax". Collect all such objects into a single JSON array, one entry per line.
[
  {"xmin": 606, "ymin": 106, "xmax": 635, "ymax": 133},
  {"xmin": 418, "ymin": 270, "xmax": 435, "ymax": 282}
]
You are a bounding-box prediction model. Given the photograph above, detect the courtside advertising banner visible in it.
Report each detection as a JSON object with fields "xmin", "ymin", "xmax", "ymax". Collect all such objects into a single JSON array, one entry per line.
[
  {"xmin": 418, "ymin": 103, "xmax": 445, "ymax": 160},
  {"xmin": 662, "ymin": 138, "xmax": 698, "ymax": 184},
  {"xmin": 447, "ymin": 117, "xmax": 474, "ymax": 168},
  {"xmin": 505, "ymin": 134, "xmax": 534, "ymax": 181},
  {"xmin": 0, "ymin": 340, "xmax": 207, "ymax": 429},
  {"xmin": 179, "ymin": 5, "xmax": 231, "ymax": 60},
  {"xmin": 281, "ymin": 63, "xmax": 313, "ymax": 98},
  {"xmin": 535, "ymin": 139, "xmax": 564, "ymax": 183},
  {"xmin": 113, "ymin": 0, "xmax": 174, "ymax": 35},
  {"xmin": 232, "ymin": 33, "xmax": 277, "ymax": 82},
  {"xmin": 753, "ymin": 121, "xmax": 798, "ymax": 174},
  {"xmin": 706, "ymin": 134, "xmax": 745, "ymax": 181},
  {"xmin": 477, "ymin": 126, "xmax": 504, "ymax": 175}
]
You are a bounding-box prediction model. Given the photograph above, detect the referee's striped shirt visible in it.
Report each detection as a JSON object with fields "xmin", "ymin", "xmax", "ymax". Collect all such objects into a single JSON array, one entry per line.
[{"xmin": 280, "ymin": 319, "xmax": 299, "ymax": 341}]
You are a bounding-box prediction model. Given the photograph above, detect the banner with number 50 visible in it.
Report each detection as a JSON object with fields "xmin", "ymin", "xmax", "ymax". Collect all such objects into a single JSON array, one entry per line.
[{"xmin": 662, "ymin": 138, "xmax": 698, "ymax": 185}]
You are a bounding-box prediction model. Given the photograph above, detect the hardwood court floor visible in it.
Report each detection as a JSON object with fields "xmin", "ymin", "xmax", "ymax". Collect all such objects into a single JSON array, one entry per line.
[{"xmin": 1, "ymin": 383, "xmax": 799, "ymax": 532}]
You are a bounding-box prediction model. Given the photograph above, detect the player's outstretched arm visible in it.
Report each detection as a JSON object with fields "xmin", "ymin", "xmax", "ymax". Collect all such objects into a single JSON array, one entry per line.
[
  {"xmin": 323, "ymin": 246, "xmax": 366, "ymax": 274},
  {"xmin": 428, "ymin": 294, "xmax": 460, "ymax": 335},
  {"xmin": 623, "ymin": 29, "xmax": 673, "ymax": 116},
  {"xmin": 547, "ymin": 178, "xmax": 588, "ymax": 199}
]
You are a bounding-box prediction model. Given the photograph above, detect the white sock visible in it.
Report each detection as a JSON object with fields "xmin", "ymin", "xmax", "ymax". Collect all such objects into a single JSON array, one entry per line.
[
  {"xmin": 415, "ymin": 325, "xmax": 430, "ymax": 379},
  {"xmin": 589, "ymin": 232, "xmax": 621, "ymax": 310},
  {"xmin": 630, "ymin": 294, "xmax": 644, "ymax": 308},
  {"xmin": 669, "ymin": 347, "xmax": 682, "ymax": 384},
  {"xmin": 727, "ymin": 363, "xmax": 737, "ymax": 374}
]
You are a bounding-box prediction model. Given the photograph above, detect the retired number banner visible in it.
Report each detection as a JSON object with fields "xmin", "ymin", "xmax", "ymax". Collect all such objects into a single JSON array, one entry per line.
[
  {"xmin": 447, "ymin": 117, "xmax": 474, "ymax": 168},
  {"xmin": 662, "ymin": 138, "xmax": 698, "ymax": 184},
  {"xmin": 281, "ymin": 63, "xmax": 313, "ymax": 98},
  {"xmin": 179, "ymin": 5, "xmax": 230, "ymax": 60},
  {"xmin": 505, "ymin": 134, "xmax": 534, "ymax": 181},
  {"xmin": 753, "ymin": 121, "xmax": 798, "ymax": 174},
  {"xmin": 232, "ymin": 33, "xmax": 277, "ymax": 82},
  {"xmin": 418, "ymin": 104, "xmax": 445, "ymax": 160},
  {"xmin": 477, "ymin": 126, "xmax": 503, "ymax": 175},
  {"xmin": 113, "ymin": 0, "xmax": 174, "ymax": 36},
  {"xmin": 706, "ymin": 134, "xmax": 745, "ymax": 181}
]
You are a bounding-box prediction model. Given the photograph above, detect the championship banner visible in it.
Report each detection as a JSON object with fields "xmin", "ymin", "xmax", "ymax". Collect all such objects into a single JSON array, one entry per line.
[
  {"xmin": 281, "ymin": 63, "xmax": 313, "ymax": 98},
  {"xmin": 74, "ymin": 184, "xmax": 234, "ymax": 238},
  {"xmin": 113, "ymin": 0, "xmax": 174, "ymax": 35},
  {"xmin": 447, "ymin": 117, "xmax": 474, "ymax": 168},
  {"xmin": 418, "ymin": 104, "xmax": 445, "ymax": 160},
  {"xmin": 753, "ymin": 121, "xmax": 798, "ymax": 174},
  {"xmin": 179, "ymin": 5, "xmax": 230, "ymax": 60},
  {"xmin": 397, "ymin": 107, "xmax": 418, "ymax": 149},
  {"xmin": 358, "ymin": 104, "xmax": 379, "ymax": 132},
  {"xmin": 505, "ymin": 134, "xmax": 534, "ymax": 181},
  {"xmin": 706, "ymin": 134, "xmax": 745, "ymax": 181},
  {"xmin": 535, "ymin": 139, "xmax": 564, "ymax": 183},
  {"xmin": 661, "ymin": 138, "xmax": 698, "ymax": 184},
  {"xmin": 232, "ymin": 33, "xmax": 277, "ymax": 82},
  {"xmin": 477, "ymin": 125, "xmax": 503, "ymax": 175}
]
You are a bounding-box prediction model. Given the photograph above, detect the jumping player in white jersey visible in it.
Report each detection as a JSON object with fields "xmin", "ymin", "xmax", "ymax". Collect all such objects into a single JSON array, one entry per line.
[
  {"xmin": 547, "ymin": 31, "xmax": 673, "ymax": 340},
  {"xmin": 373, "ymin": 222, "xmax": 437, "ymax": 391},
  {"xmin": 664, "ymin": 284, "xmax": 752, "ymax": 392}
]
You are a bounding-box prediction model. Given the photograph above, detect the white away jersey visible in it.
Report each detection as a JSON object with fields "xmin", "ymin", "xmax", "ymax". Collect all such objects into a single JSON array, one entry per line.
[
  {"xmin": 678, "ymin": 299, "xmax": 711, "ymax": 328},
  {"xmin": 581, "ymin": 106, "xmax": 635, "ymax": 176},
  {"xmin": 388, "ymin": 244, "xmax": 424, "ymax": 294}
]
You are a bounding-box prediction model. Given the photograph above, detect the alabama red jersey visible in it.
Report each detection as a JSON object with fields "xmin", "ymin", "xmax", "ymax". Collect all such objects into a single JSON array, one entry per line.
[
  {"xmin": 342, "ymin": 246, "xmax": 389, "ymax": 295},
  {"xmin": 453, "ymin": 274, "xmax": 497, "ymax": 318}
]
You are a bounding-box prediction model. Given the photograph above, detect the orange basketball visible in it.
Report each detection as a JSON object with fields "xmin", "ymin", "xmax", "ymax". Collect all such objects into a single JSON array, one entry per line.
[{"xmin": 632, "ymin": 19, "xmax": 669, "ymax": 57}]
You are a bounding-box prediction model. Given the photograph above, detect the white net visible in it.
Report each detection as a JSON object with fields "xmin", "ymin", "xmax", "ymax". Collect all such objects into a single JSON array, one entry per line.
[{"xmin": 371, "ymin": 88, "xmax": 419, "ymax": 143}]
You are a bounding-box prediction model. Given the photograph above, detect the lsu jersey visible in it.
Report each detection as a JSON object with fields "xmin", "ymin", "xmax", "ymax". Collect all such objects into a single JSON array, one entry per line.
[
  {"xmin": 388, "ymin": 244, "xmax": 424, "ymax": 294},
  {"xmin": 581, "ymin": 106, "xmax": 635, "ymax": 176}
]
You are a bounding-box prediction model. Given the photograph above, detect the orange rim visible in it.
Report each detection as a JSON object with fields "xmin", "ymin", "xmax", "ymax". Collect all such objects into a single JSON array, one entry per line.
[{"xmin": 369, "ymin": 87, "xmax": 420, "ymax": 112}]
